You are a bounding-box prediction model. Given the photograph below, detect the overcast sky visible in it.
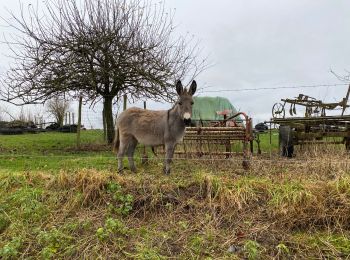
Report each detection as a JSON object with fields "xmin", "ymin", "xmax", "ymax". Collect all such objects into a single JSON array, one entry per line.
[{"xmin": 1, "ymin": 0, "xmax": 350, "ymax": 127}]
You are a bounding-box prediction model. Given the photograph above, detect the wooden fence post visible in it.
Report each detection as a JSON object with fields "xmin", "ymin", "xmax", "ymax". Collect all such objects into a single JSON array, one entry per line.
[
  {"xmin": 141, "ymin": 101, "xmax": 148, "ymax": 164},
  {"xmin": 123, "ymin": 94, "xmax": 127, "ymax": 111},
  {"xmin": 76, "ymin": 96, "xmax": 83, "ymax": 148}
]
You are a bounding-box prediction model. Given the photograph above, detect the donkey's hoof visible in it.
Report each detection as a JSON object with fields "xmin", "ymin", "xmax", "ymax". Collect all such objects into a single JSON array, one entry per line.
[
  {"xmin": 130, "ymin": 167, "xmax": 137, "ymax": 173},
  {"xmin": 242, "ymin": 160, "xmax": 250, "ymax": 170},
  {"xmin": 118, "ymin": 168, "xmax": 124, "ymax": 174},
  {"xmin": 163, "ymin": 167, "xmax": 170, "ymax": 175}
]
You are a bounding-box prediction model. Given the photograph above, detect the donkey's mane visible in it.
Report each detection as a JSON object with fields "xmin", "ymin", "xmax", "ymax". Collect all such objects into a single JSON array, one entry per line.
[{"xmin": 167, "ymin": 104, "xmax": 176, "ymax": 127}]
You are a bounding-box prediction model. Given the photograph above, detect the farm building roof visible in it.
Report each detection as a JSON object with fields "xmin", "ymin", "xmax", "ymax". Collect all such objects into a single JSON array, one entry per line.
[{"xmin": 192, "ymin": 96, "xmax": 242, "ymax": 122}]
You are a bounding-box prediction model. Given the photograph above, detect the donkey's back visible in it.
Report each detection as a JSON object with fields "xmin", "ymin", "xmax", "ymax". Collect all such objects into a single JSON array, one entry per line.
[{"xmin": 117, "ymin": 107, "xmax": 167, "ymax": 146}]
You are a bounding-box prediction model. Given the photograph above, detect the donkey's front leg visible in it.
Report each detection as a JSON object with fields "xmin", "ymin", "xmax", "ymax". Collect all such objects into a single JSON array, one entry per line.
[{"xmin": 163, "ymin": 143, "xmax": 175, "ymax": 175}]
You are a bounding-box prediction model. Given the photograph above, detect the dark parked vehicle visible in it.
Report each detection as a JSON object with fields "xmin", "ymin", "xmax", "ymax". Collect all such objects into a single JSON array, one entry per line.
[
  {"xmin": 0, "ymin": 120, "xmax": 40, "ymax": 135},
  {"xmin": 46, "ymin": 123, "xmax": 61, "ymax": 131},
  {"xmin": 58, "ymin": 124, "xmax": 78, "ymax": 133},
  {"xmin": 255, "ymin": 122, "xmax": 268, "ymax": 132},
  {"xmin": 57, "ymin": 124, "xmax": 85, "ymax": 133}
]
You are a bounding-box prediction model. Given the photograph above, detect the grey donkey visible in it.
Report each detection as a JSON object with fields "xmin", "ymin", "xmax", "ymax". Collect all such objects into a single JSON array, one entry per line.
[{"xmin": 113, "ymin": 80, "xmax": 197, "ymax": 174}]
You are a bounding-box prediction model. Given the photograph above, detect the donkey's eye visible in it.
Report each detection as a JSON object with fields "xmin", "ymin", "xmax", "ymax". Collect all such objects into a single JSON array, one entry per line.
[
  {"xmin": 179, "ymin": 102, "xmax": 182, "ymax": 105},
  {"xmin": 191, "ymin": 102, "xmax": 194, "ymax": 105}
]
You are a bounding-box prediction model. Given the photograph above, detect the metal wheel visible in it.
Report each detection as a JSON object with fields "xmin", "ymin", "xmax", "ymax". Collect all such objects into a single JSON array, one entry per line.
[{"xmin": 272, "ymin": 102, "xmax": 285, "ymax": 118}]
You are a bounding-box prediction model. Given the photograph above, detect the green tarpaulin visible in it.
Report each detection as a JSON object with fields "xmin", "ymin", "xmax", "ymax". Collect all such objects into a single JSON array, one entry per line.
[{"xmin": 192, "ymin": 96, "xmax": 242, "ymax": 123}]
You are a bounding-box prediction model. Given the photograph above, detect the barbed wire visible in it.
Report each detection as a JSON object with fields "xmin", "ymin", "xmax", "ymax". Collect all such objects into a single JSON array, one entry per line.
[
  {"xmin": 84, "ymin": 82, "xmax": 349, "ymax": 96},
  {"xmin": 197, "ymin": 83, "xmax": 349, "ymax": 93}
]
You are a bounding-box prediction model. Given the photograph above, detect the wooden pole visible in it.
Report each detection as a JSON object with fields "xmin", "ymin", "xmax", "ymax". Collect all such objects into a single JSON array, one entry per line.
[
  {"xmin": 342, "ymin": 84, "xmax": 350, "ymax": 116},
  {"xmin": 141, "ymin": 101, "xmax": 148, "ymax": 164},
  {"xmin": 77, "ymin": 96, "xmax": 83, "ymax": 148},
  {"xmin": 123, "ymin": 94, "xmax": 127, "ymax": 111}
]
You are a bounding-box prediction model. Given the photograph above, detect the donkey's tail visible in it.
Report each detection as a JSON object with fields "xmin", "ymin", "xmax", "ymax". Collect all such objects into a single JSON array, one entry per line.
[
  {"xmin": 151, "ymin": 146, "xmax": 158, "ymax": 157},
  {"xmin": 112, "ymin": 126, "xmax": 120, "ymax": 154}
]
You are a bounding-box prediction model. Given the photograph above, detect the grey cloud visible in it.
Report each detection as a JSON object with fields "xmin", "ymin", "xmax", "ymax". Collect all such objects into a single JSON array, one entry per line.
[{"xmin": 1, "ymin": 0, "xmax": 350, "ymax": 126}]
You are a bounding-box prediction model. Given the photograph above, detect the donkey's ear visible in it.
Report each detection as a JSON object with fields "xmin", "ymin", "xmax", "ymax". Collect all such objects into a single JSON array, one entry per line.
[
  {"xmin": 176, "ymin": 80, "xmax": 183, "ymax": 95},
  {"xmin": 189, "ymin": 80, "xmax": 197, "ymax": 95}
]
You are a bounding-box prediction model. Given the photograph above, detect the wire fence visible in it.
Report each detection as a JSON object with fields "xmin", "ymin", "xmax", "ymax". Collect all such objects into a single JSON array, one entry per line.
[
  {"xmin": 0, "ymin": 82, "xmax": 350, "ymax": 166},
  {"xmin": 0, "ymin": 82, "xmax": 348, "ymax": 128},
  {"xmin": 197, "ymin": 83, "xmax": 349, "ymax": 93}
]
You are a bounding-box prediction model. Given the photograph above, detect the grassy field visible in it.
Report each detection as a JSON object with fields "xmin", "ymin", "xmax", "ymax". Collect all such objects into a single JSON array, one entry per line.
[
  {"xmin": 0, "ymin": 130, "xmax": 113, "ymax": 172},
  {"xmin": 1, "ymin": 131, "xmax": 350, "ymax": 259}
]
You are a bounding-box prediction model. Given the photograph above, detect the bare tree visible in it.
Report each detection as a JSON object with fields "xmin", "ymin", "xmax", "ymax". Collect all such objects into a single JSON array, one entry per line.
[
  {"xmin": 18, "ymin": 107, "xmax": 29, "ymax": 122},
  {"xmin": 46, "ymin": 97, "xmax": 70, "ymax": 126},
  {"xmin": 0, "ymin": 0, "xmax": 207, "ymax": 143},
  {"xmin": 0, "ymin": 106, "xmax": 15, "ymax": 121}
]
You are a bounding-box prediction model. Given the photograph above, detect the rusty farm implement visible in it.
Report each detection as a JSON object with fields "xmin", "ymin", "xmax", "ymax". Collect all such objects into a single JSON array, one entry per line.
[
  {"xmin": 155, "ymin": 110, "xmax": 254, "ymax": 169},
  {"xmin": 269, "ymin": 85, "xmax": 350, "ymax": 156}
]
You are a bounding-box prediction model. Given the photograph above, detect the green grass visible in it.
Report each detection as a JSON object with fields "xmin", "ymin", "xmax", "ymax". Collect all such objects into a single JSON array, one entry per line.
[
  {"xmin": 0, "ymin": 130, "xmax": 279, "ymax": 172},
  {"xmin": 292, "ymin": 232, "xmax": 350, "ymax": 258},
  {"xmin": 0, "ymin": 130, "xmax": 114, "ymax": 172},
  {"xmin": 254, "ymin": 130, "xmax": 279, "ymax": 153},
  {"xmin": 0, "ymin": 130, "xmax": 105, "ymax": 154},
  {"xmin": 0, "ymin": 154, "xmax": 117, "ymax": 172}
]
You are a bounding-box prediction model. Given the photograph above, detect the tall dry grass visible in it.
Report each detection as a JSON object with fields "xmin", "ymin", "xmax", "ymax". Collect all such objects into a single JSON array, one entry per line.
[{"xmin": 1, "ymin": 146, "xmax": 350, "ymax": 259}]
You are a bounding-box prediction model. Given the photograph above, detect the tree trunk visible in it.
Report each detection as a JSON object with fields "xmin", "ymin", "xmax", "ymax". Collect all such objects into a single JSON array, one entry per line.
[
  {"xmin": 103, "ymin": 96, "xmax": 115, "ymax": 144},
  {"xmin": 58, "ymin": 115, "xmax": 64, "ymax": 127},
  {"xmin": 102, "ymin": 107, "xmax": 107, "ymax": 141}
]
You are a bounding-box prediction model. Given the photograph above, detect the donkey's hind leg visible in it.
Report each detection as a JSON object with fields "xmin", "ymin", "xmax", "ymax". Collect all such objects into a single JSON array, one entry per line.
[
  {"xmin": 117, "ymin": 140, "xmax": 127, "ymax": 173},
  {"xmin": 126, "ymin": 137, "xmax": 138, "ymax": 173}
]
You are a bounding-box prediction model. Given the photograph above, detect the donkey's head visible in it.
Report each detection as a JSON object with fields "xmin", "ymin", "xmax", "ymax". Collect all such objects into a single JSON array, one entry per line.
[{"xmin": 175, "ymin": 80, "xmax": 197, "ymax": 126}]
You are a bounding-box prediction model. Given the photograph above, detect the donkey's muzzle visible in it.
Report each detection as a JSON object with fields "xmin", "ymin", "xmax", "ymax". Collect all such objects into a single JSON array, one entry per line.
[
  {"xmin": 183, "ymin": 112, "xmax": 191, "ymax": 126},
  {"xmin": 184, "ymin": 118, "xmax": 192, "ymax": 126}
]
